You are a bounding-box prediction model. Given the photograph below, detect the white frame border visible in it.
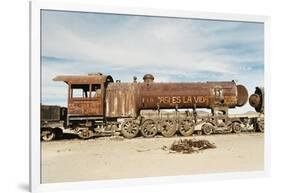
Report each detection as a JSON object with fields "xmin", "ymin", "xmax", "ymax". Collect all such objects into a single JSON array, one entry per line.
[{"xmin": 30, "ymin": 1, "xmax": 271, "ymax": 192}]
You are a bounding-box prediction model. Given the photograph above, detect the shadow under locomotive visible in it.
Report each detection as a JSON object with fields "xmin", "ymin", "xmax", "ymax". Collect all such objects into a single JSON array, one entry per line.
[{"xmin": 40, "ymin": 73, "xmax": 264, "ymax": 141}]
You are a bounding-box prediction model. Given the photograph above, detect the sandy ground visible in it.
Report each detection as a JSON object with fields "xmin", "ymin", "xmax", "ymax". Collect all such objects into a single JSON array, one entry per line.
[{"xmin": 41, "ymin": 133, "xmax": 264, "ymax": 184}]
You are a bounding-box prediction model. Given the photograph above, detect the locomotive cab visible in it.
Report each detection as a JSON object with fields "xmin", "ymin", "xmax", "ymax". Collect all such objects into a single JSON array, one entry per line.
[
  {"xmin": 53, "ymin": 73, "xmax": 113, "ymax": 125},
  {"xmin": 69, "ymin": 83, "xmax": 103, "ymax": 116}
]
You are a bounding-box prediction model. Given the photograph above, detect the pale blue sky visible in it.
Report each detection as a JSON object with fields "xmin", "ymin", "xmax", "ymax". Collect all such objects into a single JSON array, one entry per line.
[{"xmin": 41, "ymin": 10, "xmax": 264, "ymax": 113}]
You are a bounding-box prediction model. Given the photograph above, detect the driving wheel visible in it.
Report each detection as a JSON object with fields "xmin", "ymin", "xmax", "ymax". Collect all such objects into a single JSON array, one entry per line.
[
  {"xmin": 179, "ymin": 119, "xmax": 194, "ymax": 136},
  {"xmin": 202, "ymin": 123, "xmax": 214, "ymax": 135},
  {"xmin": 232, "ymin": 122, "xmax": 242, "ymax": 133},
  {"xmin": 41, "ymin": 130, "xmax": 56, "ymax": 141},
  {"xmin": 160, "ymin": 120, "xmax": 177, "ymax": 137},
  {"xmin": 141, "ymin": 119, "xmax": 158, "ymax": 138},
  {"xmin": 121, "ymin": 119, "xmax": 140, "ymax": 138}
]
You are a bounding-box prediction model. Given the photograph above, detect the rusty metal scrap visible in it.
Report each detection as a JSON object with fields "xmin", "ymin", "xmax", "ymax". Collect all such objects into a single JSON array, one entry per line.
[
  {"xmin": 167, "ymin": 139, "xmax": 216, "ymax": 154},
  {"xmin": 249, "ymin": 87, "xmax": 264, "ymax": 113}
]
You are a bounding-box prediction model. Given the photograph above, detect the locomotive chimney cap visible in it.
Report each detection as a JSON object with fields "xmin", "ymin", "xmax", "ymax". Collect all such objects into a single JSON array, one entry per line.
[{"xmin": 143, "ymin": 74, "xmax": 154, "ymax": 84}]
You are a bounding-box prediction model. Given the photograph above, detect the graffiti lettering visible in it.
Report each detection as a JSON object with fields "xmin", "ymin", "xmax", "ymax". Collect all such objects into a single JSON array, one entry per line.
[{"xmin": 158, "ymin": 96, "xmax": 208, "ymax": 104}]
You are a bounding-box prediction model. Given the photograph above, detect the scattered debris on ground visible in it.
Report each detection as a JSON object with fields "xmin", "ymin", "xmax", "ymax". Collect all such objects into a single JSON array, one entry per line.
[{"xmin": 163, "ymin": 139, "xmax": 216, "ymax": 154}]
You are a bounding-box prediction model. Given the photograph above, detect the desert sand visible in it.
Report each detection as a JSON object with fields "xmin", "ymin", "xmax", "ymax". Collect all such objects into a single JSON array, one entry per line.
[{"xmin": 41, "ymin": 133, "xmax": 264, "ymax": 183}]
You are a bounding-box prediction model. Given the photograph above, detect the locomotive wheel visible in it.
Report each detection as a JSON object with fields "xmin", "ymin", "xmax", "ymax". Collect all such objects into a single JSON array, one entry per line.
[
  {"xmin": 160, "ymin": 120, "xmax": 177, "ymax": 137},
  {"xmin": 179, "ymin": 120, "xmax": 194, "ymax": 136},
  {"xmin": 202, "ymin": 123, "xmax": 214, "ymax": 135},
  {"xmin": 41, "ymin": 130, "xmax": 56, "ymax": 141},
  {"xmin": 141, "ymin": 119, "xmax": 158, "ymax": 138},
  {"xmin": 78, "ymin": 129, "xmax": 94, "ymax": 139},
  {"xmin": 257, "ymin": 121, "xmax": 264, "ymax": 132},
  {"xmin": 231, "ymin": 122, "xmax": 242, "ymax": 133},
  {"xmin": 121, "ymin": 119, "xmax": 140, "ymax": 138}
]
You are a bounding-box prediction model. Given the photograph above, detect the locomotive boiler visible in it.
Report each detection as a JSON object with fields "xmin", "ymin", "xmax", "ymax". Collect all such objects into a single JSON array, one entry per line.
[
  {"xmin": 104, "ymin": 74, "xmax": 248, "ymax": 117},
  {"xmin": 40, "ymin": 73, "xmax": 263, "ymax": 141},
  {"xmin": 139, "ymin": 74, "xmax": 248, "ymax": 110}
]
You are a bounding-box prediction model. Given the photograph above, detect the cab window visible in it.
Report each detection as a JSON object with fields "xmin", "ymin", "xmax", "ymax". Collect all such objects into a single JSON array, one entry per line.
[
  {"xmin": 91, "ymin": 84, "xmax": 101, "ymax": 98},
  {"xmin": 70, "ymin": 84, "xmax": 101, "ymax": 99}
]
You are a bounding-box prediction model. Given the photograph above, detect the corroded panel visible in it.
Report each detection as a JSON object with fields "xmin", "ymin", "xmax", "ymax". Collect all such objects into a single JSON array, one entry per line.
[
  {"xmin": 105, "ymin": 83, "xmax": 138, "ymax": 118},
  {"xmin": 68, "ymin": 100, "xmax": 102, "ymax": 116}
]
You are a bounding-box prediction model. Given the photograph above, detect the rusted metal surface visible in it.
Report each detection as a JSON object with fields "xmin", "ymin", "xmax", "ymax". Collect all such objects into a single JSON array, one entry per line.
[
  {"xmin": 143, "ymin": 73, "xmax": 154, "ymax": 84},
  {"xmin": 249, "ymin": 87, "xmax": 264, "ymax": 113},
  {"xmin": 68, "ymin": 100, "xmax": 103, "ymax": 116},
  {"xmin": 53, "ymin": 73, "xmax": 113, "ymax": 84},
  {"xmin": 105, "ymin": 83, "xmax": 138, "ymax": 117},
  {"xmin": 138, "ymin": 81, "xmax": 247, "ymax": 110},
  {"xmin": 236, "ymin": 84, "xmax": 249, "ymax": 106},
  {"xmin": 54, "ymin": 73, "xmax": 113, "ymax": 117},
  {"xmin": 53, "ymin": 73, "xmax": 249, "ymax": 120},
  {"xmin": 249, "ymin": 94, "xmax": 261, "ymax": 108}
]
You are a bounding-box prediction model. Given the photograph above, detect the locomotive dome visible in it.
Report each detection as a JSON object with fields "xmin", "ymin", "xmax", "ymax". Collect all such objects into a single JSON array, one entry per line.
[{"xmin": 143, "ymin": 74, "xmax": 154, "ymax": 84}]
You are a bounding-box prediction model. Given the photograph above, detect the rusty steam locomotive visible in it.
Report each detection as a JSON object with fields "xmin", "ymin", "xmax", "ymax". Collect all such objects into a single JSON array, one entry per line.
[{"xmin": 41, "ymin": 73, "xmax": 264, "ymax": 141}]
